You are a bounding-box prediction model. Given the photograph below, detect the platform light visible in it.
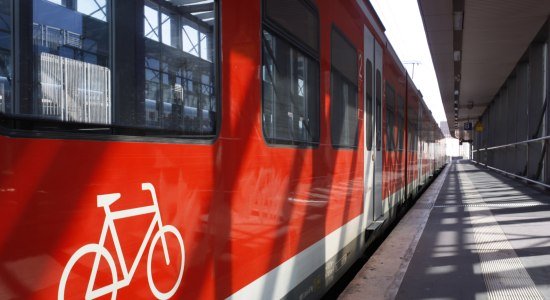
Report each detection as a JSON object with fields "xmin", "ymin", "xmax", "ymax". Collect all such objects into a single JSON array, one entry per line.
[
  {"xmin": 453, "ymin": 50, "xmax": 461, "ymax": 62},
  {"xmin": 454, "ymin": 11, "xmax": 463, "ymax": 31},
  {"xmin": 454, "ymin": 90, "xmax": 459, "ymax": 96}
]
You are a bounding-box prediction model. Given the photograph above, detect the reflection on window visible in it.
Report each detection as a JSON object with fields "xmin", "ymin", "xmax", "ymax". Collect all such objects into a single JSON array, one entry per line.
[
  {"xmin": 365, "ymin": 60, "xmax": 373, "ymax": 150},
  {"xmin": 144, "ymin": 6, "xmax": 159, "ymax": 42},
  {"xmin": 31, "ymin": 0, "xmax": 111, "ymax": 124},
  {"xmin": 0, "ymin": 0, "xmax": 11, "ymax": 114},
  {"xmin": 386, "ymin": 83, "xmax": 395, "ymax": 151},
  {"xmin": 46, "ymin": 0, "xmax": 63, "ymax": 5},
  {"xmin": 161, "ymin": 13, "xmax": 172, "ymax": 47},
  {"xmin": 261, "ymin": 0, "xmax": 319, "ymax": 146},
  {"xmin": 77, "ymin": 0, "xmax": 107, "ymax": 21},
  {"xmin": 397, "ymin": 95, "xmax": 405, "ymax": 150},
  {"xmin": 142, "ymin": 0, "xmax": 216, "ymax": 135},
  {"xmin": 331, "ymin": 28, "xmax": 358, "ymax": 148},
  {"xmin": 1, "ymin": 0, "xmax": 217, "ymax": 138},
  {"xmin": 375, "ymin": 70, "xmax": 382, "ymax": 151},
  {"xmin": 262, "ymin": 30, "xmax": 319, "ymax": 145}
]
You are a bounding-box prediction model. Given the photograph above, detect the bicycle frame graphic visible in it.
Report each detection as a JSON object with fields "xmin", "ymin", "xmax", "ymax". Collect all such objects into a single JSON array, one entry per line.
[{"xmin": 58, "ymin": 183, "xmax": 185, "ymax": 300}]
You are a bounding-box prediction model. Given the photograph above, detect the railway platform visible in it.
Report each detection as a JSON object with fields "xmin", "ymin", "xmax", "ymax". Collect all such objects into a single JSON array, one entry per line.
[{"xmin": 339, "ymin": 160, "xmax": 550, "ymax": 300}]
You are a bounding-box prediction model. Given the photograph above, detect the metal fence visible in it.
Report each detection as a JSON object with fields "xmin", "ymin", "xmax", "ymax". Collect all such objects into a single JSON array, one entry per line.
[
  {"xmin": 39, "ymin": 52, "xmax": 111, "ymax": 124},
  {"xmin": 472, "ymin": 136, "xmax": 550, "ymax": 189}
]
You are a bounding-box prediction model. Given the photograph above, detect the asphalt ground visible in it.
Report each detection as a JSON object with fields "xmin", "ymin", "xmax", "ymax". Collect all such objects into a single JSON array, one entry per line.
[{"xmin": 339, "ymin": 160, "xmax": 550, "ymax": 300}]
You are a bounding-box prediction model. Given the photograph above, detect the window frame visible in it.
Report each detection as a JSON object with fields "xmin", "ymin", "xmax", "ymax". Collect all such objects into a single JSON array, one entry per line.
[
  {"xmin": 0, "ymin": 0, "xmax": 222, "ymax": 144},
  {"xmin": 260, "ymin": 0, "xmax": 321, "ymax": 148},
  {"xmin": 330, "ymin": 25, "xmax": 358, "ymax": 150}
]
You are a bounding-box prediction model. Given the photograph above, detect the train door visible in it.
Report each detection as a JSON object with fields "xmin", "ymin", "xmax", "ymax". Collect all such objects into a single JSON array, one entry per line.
[
  {"xmin": 362, "ymin": 28, "xmax": 375, "ymax": 230},
  {"xmin": 361, "ymin": 26, "xmax": 384, "ymax": 232}
]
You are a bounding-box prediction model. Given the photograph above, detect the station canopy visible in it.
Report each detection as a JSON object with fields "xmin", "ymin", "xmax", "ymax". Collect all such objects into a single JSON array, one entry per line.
[{"xmin": 418, "ymin": 0, "xmax": 550, "ymax": 139}]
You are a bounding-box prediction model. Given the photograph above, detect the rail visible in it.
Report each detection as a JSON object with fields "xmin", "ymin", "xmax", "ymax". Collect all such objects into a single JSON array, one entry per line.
[
  {"xmin": 471, "ymin": 135, "xmax": 550, "ymax": 152},
  {"xmin": 471, "ymin": 135, "xmax": 550, "ymax": 190}
]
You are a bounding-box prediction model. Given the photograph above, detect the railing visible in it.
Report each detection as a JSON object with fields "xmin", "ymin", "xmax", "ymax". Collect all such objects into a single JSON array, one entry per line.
[
  {"xmin": 33, "ymin": 23, "xmax": 83, "ymax": 49},
  {"xmin": 40, "ymin": 52, "xmax": 111, "ymax": 124},
  {"xmin": 472, "ymin": 136, "xmax": 550, "ymax": 189}
]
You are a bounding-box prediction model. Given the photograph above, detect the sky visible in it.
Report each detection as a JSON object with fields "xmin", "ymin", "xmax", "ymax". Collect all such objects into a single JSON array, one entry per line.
[{"xmin": 370, "ymin": 0, "xmax": 447, "ymax": 126}]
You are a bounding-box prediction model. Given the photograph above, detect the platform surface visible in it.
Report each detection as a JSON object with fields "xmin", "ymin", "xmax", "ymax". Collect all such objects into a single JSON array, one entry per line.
[{"xmin": 339, "ymin": 160, "xmax": 550, "ymax": 300}]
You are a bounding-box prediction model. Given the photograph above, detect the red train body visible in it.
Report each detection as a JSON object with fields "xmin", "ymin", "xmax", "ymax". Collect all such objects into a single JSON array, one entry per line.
[{"xmin": 0, "ymin": 0, "xmax": 445, "ymax": 299}]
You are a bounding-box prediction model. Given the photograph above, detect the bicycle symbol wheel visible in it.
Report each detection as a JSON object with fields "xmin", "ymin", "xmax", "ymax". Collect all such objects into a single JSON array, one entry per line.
[
  {"xmin": 147, "ymin": 225, "xmax": 186, "ymax": 299},
  {"xmin": 58, "ymin": 244, "xmax": 118, "ymax": 300}
]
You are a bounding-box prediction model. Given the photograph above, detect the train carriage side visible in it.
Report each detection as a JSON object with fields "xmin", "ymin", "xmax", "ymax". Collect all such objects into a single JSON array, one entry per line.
[
  {"xmin": 0, "ymin": 0, "xmax": 445, "ymax": 299},
  {"xmin": 381, "ymin": 44, "xmax": 407, "ymax": 213},
  {"xmin": 406, "ymin": 78, "xmax": 421, "ymax": 199}
]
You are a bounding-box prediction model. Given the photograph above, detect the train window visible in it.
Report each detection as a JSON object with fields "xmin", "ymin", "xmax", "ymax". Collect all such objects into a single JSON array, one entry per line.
[
  {"xmin": 397, "ymin": 95, "xmax": 405, "ymax": 150},
  {"xmin": 262, "ymin": 0, "xmax": 320, "ymax": 146},
  {"xmin": 365, "ymin": 59, "xmax": 373, "ymax": 151},
  {"xmin": 9, "ymin": 0, "xmax": 112, "ymax": 124},
  {"xmin": 133, "ymin": 0, "xmax": 217, "ymax": 136},
  {"xmin": 408, "ymin": 102, "xmax": 416, "ymax": 151},
  {"xmin": 330, "ymin": 28, "xmax": 357, "ymax": 148},
  {"xmin": 385, "ymin": 83, "xmax": 395, "ymax": 151},
  {"xmin": 375, "ymin": 71, "xmax": 382, "ymax": 151},
  {"xmin": 0, "ymin": 0, "xmax": 218, "ymax": 140},
  {"xmin": 264, "ymin": 0, "xmax": 318, "ymax": 53},
  {"xmin": 0, "ymin": 0, "xmax": 11, "ymax": 115}
]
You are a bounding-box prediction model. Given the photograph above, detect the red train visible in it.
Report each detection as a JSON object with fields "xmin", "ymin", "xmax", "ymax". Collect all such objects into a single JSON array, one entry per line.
[{"xmin": 0, "ymin": 0, "xmax": 445, "ymax": 299}]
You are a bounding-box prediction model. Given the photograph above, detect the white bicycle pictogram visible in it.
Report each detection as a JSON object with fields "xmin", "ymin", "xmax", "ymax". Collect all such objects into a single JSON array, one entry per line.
[{"xmin": 58, "ymin": 183, "xmax": 185, "ymax": 300}]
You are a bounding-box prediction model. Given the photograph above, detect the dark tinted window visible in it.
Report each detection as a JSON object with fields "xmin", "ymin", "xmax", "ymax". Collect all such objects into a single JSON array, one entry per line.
[
  {"xmin": 375, "ymin": 70, "xmax": 382, "ymax": 151},
  {"xmin": 397, "ymin": 95, "xmax": 405, "ymax": 150},
  {"xmin": 265, "ymin": 0, "xmax": 318, "ymax": 52},
  {"xmin": 0, "ymin": 0, "xmax": 11, "ymax": 114},
  {"xmin": 407, "ymin": 100, "xmax": 417, "ymax": 151},
  {"xmin": 262, "ymin": 0, "xmax": 320, "ymax": 146},
  {"xmin": 365, "ymin": 59, "xmax": 373, "ymax": 150},
  {"xmin": 262, "ymin": 31, "xmax": 319, "ymax": 145},
  {"xmin": 331, "ymin": 28, "xmax": 357, "ymax": 148},
  {"xmin": 385, "ymin": 83, "xmax": 395, "ymax": 151}
]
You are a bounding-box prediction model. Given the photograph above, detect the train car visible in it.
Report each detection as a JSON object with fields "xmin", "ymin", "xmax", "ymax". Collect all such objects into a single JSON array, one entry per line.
[{"xmin": 0, "ymin": 0, "xmax": 445, "ymax": 299}]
